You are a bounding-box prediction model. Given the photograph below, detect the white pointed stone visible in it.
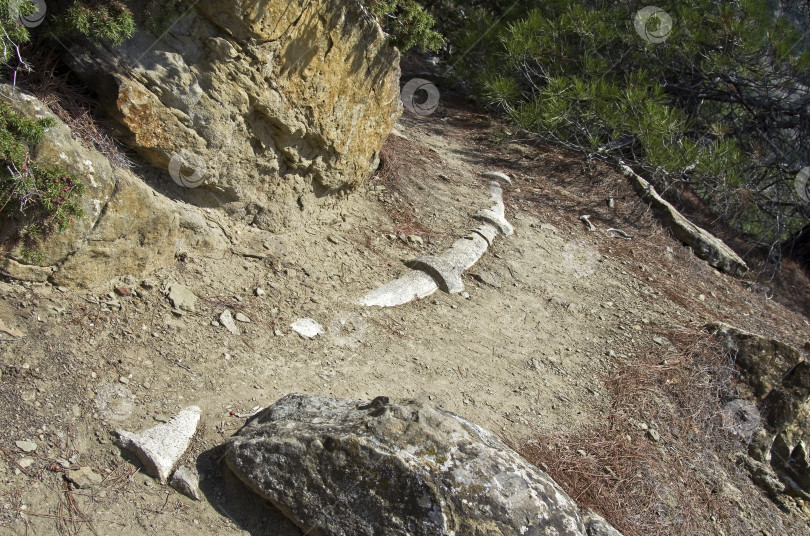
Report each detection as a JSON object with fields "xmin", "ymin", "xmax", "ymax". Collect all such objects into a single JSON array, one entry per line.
[{"xmin": 115, "ymin": 406, "xmax": 200, "ymax": 483}]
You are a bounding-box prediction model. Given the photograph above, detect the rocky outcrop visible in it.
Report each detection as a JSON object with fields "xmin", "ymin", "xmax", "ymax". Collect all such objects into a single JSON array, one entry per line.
[
  {"xmin": 620, "ymin": 164, "xmax": 748, "ymax": 275},
  {"xmin": 707, "ymin": 323, "xmax": 810, "ymax": 503},
  {"xmin": 0, "ymin": 86, "xmax": 180, "ymax": 287},
  {"xmin": 225, "ymin": 393, "xmax": 623, "ymax": 536},
  {"xmin": 69, "ymin": 0, "xmax": 402, "ymax": 232},
  {"xmin": 706, "ymin": 322, "xmax": 803, "ymax": 398}
]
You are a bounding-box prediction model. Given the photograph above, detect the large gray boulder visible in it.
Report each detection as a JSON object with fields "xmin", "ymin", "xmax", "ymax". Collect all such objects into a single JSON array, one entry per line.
[
  {"xmin": 225, "ymin": 393, "xmax": 621, "ymax": 536},
  {"xmin": 68, "ymin": 0, "xmax": 402, "ymax": 232}
]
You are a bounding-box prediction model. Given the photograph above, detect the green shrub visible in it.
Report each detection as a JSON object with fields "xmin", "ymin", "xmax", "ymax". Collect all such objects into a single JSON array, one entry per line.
[
  {"xmin": 363, "ymin": 0, "xmax": 444, "ymax": 52},
  {"xmin": 450, "ymin": 0, "xmax": 810, "ymax": 245},
  {"xmin": 49, "ymin": 1, "xmax": 135, "ymax": 46},
  {"xmin": 0, "ymin": 0, "xmax": 135, "ymax": 244},
  {"xmin": 0, "ymin": 103, "xmax": 85, "ymax": 237}
]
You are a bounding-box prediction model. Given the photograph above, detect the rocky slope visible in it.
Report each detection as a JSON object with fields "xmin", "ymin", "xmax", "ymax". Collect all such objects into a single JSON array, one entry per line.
[
  {"xmin": 0, "ymin": 90, "xmax": 808, "ymax": 535},
  {"xmin": 0, "ymin": 1, "xmax": 808, "ymax": 534}
]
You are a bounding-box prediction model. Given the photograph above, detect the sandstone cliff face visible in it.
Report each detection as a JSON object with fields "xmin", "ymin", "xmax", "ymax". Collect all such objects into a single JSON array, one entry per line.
[{"xmin": 70, "ymin": 0, "xmax": 402, "ymax": 232}]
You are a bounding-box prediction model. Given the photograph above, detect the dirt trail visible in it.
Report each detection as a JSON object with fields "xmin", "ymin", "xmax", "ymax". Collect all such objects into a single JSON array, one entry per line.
[{"xmin": 0, "ymin": 95, "xmax": 808, "ymax": 535}]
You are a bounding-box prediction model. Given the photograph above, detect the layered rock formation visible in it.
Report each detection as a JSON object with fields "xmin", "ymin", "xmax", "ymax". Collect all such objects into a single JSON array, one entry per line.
[
  {"xmin": 225, "ymin": 393, "xmax": 623, "ymax": 536},
  {"xmin": 69, "ymin": 0, "xmax": 402, "ymax": 232}
]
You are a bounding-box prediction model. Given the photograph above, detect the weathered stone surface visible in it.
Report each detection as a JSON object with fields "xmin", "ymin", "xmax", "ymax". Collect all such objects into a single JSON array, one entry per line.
[
  {"xmin": 167, "ymin": 283, "xmax": 197, "ymax": 313},
  {"xmin": 581, "ymin": 509, "xmax": 624, "ymax": 536},
  {"xmin": 620, "ymin": 164, "xmax": 747, "ymax": 275},
  {"xmin": 115, "ymin": 406, "xmax": 200, "ymax": 483},
  {"xmin": 358, "ymin": 270, "xmax": 439, "ymax": 307},
  {"xmin": 67, "ymin": 466, "xmax": 103, "ymax": 489},
  {"xmin": 171, "ymin": 465, "xmax": 201, "ymax": 501},
  {"xmin": 762, "ymin": 360, "xmax": 810, "ymax": 434},
  {"xmin": 68, "ymin": 0, "xmax": 402, "ymax": 232},
  {"xmin": 407, "ymin": 255, "xmax": 464, "ymax": 293},
  {"xmin": 0, "ymin": 86, "xmax": 180, "ymax": 288},
  {"xmin": 706, "ymin": 322, "xmax": 802, "ymax": 398},
  {"xmin": 225, "ymin": 393, "xmax": 611, "ymax": 536}
]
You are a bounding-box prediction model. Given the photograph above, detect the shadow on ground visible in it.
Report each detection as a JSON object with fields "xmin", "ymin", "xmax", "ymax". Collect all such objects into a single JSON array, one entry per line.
[{"xmin": 197, "ymin": 444, "xmax": 303, "ymax": 536}]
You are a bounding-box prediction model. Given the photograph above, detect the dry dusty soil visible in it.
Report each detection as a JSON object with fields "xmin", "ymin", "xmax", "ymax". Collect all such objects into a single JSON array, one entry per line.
[{"xmin": 0, "ymin": 93, "xmax": 809, "ymax": 535}]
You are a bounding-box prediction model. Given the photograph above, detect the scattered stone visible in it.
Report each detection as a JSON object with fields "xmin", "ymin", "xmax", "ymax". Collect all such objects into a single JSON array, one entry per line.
[
  {"xmin": 407, "ymin": 235, "xmax": 424, "ymax": 246},
  {"xmin": 170, "ymin": 465, "xmax": 201, "ymax": 501},
  {"xmin": 226, "ymin": 393, "xmax": 621, "ymax": 536},
  {"xmin": 234, "ymin": 312, "xmax": 251, "ymax": 323},
  {"xmin": 67, "ymin": 466, "xmax": 103, "ymax": 489},
  {"xmin": 17, "ymin": 457, "xmax": 34, "ymax": 469},
  {"xmin": 167, "ymin": 283, "xmax": 197, "ymax": 313},
  {"xmin": 15, "ymin": 440, "xmax": 37, "ymax": 453},
  {"xmin": 141, "ymin": 279, "xmax": 157, "ymax": 290},
  {"xmin": 291, "ymin": 318, "xmax": 325, "ymax": 339},
  {"xmin": 0, "ymin": 319, "xmax": 24, "ymax": 338},
  {"xmin": 219, "ymin": 310, "xmax": 240, "ymax": 335},
  {"xmin": 114, "ymin": 286, "xmax": 132, "ymax": 296},
  {"xmin": 646, "ymin": 429, "xmax": 660, "ymax": 442},
  {"xmin": 115, "ymin": 406, "xmax": 201, "ymax": 483},
  {"xmin": 255, "ymin": 288, "xmax": 265, "ymax": 297}
]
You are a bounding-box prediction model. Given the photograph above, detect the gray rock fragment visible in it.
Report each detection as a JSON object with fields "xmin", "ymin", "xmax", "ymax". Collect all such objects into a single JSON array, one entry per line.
[
  {"xmin": 167, "ymin": 283, "xmax": 197, "ymax": 312},
  {"xmin": 170, "ymin": 465, "xmax": 201, "ymax": 500},
  {"xmin": 226, "ymin": 393, "xmax": 619, "ymax": 536},
  {"xmin": 290, "ymin": 318, "xmax": 325, "ymax": 339},
  {"xmin": 115, "ymin": 406, "xmax": 200, "ymax": 483},
  {"xmin": 620, "ymin": 164, "xmax": 747, "ymax": 275},
  {"xmin": 67, "ymin": 466, "xmax": 103, "ymax": 489},
  {"xmin": 15, "ymin": 440, "xmax": 37, "ymax": 453},
  {"xmin": 219, "ymin": 310, "xmax": 240, "ymax": 335}
]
